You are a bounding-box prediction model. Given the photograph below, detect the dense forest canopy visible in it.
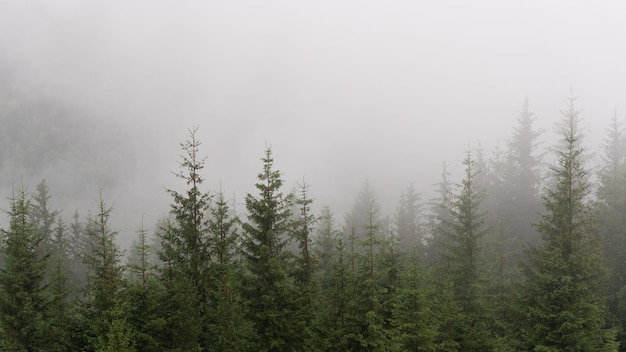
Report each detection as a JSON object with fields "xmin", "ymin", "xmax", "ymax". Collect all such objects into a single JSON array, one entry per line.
[
  {"xmin": 1, "ymin": 93, "xmax": 626, "ymax": 350},
  {"xmin": 2, "ymin": 1, "xmax": 626, "ymax": 350}
]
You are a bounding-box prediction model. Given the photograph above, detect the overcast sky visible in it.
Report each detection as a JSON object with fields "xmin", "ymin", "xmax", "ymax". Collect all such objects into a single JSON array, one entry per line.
[{"xmin": 1, "ymin": 1, "xmax": 625, "ymax": 241}]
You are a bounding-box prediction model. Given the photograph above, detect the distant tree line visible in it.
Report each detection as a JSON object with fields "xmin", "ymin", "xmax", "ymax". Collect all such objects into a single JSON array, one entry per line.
[{"xmin": 1, "ymin": 93, "xmax": 625, "ymax": 351}]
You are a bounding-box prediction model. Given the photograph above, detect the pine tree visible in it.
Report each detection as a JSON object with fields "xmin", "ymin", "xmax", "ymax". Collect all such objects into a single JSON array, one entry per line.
[
  {"xmin": 391, "ymin": 248, "xmax": 438, "ymax": 352},
  {"xmin": 241, "ymin": 146, "xmax": 298, "ymax": 351},
  {"xmin": 47, "ymin": 217, "xmax": 73, "ymax": 351},
  {"xmin": 30, "ymin": 180, "xmax": 60, "ymax": 255},
  {"xmin": 157, "ymin": 217, "xmax": 202, "ymax": 351},
  {"xmin": 312, "ymin": 206, "xmax": 343, "ymax": 350},
  {"xmin": 313, "ymin": 205, "xmax": 337, "ymax": 290},
  {"xmin": 519, "ymin": 93, "xmax": 618, "ymax": 351},
  {"xmin": 291, "ymin": 179, "xmax": 319, "ymax": 349},
  {"xmin": 0, "ymin": 185, "xmax": 51, "ymax": 351},
  {"xmin": 158, "ymin": 126, "xmax": 211, "ymax": 351},
  {"xmin": 206, "ymin": 190, "xmax": 252, "ymax": 351},
  {"xmin": 436, "ymin": 148, "xmax": 492, "ymax": 351},
  {"xmin": 344, "ymin": 180, "xmax": 380, "ymax": 244},
  {"xmin": 67, "ymin": 210, "xmax": 89, "ymax": 300},
  {"xmin": 394, "ymin": 183, "xmax": 424, "ymax": 254},
  {"xmin": 595, "ymin": 111, "xmax": 626, "ymax": 343},
  {"xmin": 124, "ymin": 220, "xmax": 162, "ymax": 352},
  {"xmin": 83, "ymin": 195, "xmax": 127, "ymax": 350},
  {"xmin": 424, "ymin": 162, "xmax": 453, "ymax": 260},
  {"xmin": 504, "ymin": 98, "xmax": 543, "ymax": 246}
]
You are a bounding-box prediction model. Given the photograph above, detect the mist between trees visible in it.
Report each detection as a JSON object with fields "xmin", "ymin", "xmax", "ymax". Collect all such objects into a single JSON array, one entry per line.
[{"xmin": 1, "ymin": 93, "xmax": 626, "ymax": 351}]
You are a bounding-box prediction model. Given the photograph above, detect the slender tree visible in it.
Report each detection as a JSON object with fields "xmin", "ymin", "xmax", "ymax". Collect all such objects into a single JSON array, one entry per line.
[
  {"xmin": 394, "ymin": 183, "xmax": 424, "ymax": 254},
  {"xmin": 158, "ymin": 126, "xmax": 212, "ymax": 350},
  {"xmin": 206, "ymin": 189, "xmax": 252, "ymax": 351},
  {"xmin": 519, "ymin": 93, "xmax": 618, "ymax": 351},
  {"xmin": 436, "ymin": 148, "xmax": 492, "ymax": 352},
  {"xmin": 0, "ymin": 185, "xmax": 50, "ymax": 351},
  {"xmin": 30, "ymin": 180, "xmax": 60, "ymax": 254},
  {"xmin": 82, "ymin": 195, "xmax": 129, "ymax": 350},
  {"xmin": 595, "ymin": 111, "xmax": 626, "ymax": 344},
  {"xmin": 505, "ymin": 98, "xmax": 543, "ymax": 245},
  {"xmin": 292, "ymin": 179, "xmax": 319, "ymax": 349},
  {"xmin": 124, "ymin": 219, "xmax": 162, "ymax": 352},
  {"xmin": 241, "ymin": 146, "xmax": 299, "ymax": 351}
]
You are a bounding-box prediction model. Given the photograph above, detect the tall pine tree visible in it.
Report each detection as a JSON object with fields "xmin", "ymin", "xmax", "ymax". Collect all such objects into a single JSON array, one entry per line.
[
  {"xmin": 241, "ymin": 146, "xmax": 299, "ymax": 351},
  {"xmin": 519, "ymin": 93, "xmax": 618, "ymax": 351},
  {"xmin": 0, "ymin": 185, "xmax": 50, "ymax": 351},
  {"xmin": 436, "ymin": 148, "xmax": 492, "ymax": 351}
]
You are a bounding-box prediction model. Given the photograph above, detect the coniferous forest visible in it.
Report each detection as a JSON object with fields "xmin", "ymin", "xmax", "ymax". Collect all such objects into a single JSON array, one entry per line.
[{"xmin": 1, "ymin": 93, "xmax": 626, "ymax": 351}]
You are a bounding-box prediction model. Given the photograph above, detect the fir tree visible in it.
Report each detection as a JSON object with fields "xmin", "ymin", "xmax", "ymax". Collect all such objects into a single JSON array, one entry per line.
[
  {"xmin": 436, "ymin": 148, "xmax": 492, "ymax": 351},
  {"xmin": 505, "ymin": 98, "xmax": 543, "ymax": 246},
  {"xmin": 158, "ymin": 126, "xmax": 212, "ymax": 350},
  {"xmin": 595, "ymin": 111, "xmax": 626, "ymax": 344},
  {"xmin": 30, "ymin": 180, "xmax": 60, "ymax": 254},
  {"xmin": 291, "ymin": 179, "xmax": 319, "ymax": 349},
  {"xmin": 241, "ymin": 146, "xmax": 299, "ymax": 351},
  {"xmin": 519, "ymin": 93, "xmax": 618, "ymax": 351},
  {"xmin": 394, "ymin": 183, "xmax": 424, "ymax": 254},
  {"xmin": 391, "ymin": 248, "xmax": 438, "ymax": 352},
  {"xmin": 82, "ymin": 195, "xmax": 127, "ymax": 350},
  {"xmin": 47, "ymin": 217, "xmax": 73, "ymax": 351},
  {"xmin": 206, "ymin": 190, "xmax": 252, "ymax": 351},
  {"xmin": 0, "ymin": 185, "xmax": 50, "ymax": 351},
  {"xmin": 124, "ymin": 219, "xmax": 162, "ymax": 352}
]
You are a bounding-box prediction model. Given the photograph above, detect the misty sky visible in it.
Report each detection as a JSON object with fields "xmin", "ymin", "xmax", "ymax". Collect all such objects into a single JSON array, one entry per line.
[{"xmin": 1, "ymin": 1, "xmax": 625, "ymax": 244}]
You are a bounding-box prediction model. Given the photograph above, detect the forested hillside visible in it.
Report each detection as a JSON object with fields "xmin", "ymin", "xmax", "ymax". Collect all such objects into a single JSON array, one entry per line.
[{"xmin": 1, "ymin": 93, "xmax": 625, "ymax": 351}]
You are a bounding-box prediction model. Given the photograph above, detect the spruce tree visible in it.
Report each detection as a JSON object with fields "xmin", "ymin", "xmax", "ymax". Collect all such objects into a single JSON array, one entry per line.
[
  {"xmin": 241, "ymin": 146, "xmax": 298, "ymax": 351},
  {"xmin": 124, "ymin": 220, "xmax": 162, "ymax": 352},
  {"xmin": 48, "ymin": 217, "xmax": 73, "ymax": 351},
  {"xmin": 158, "ymin": 126, "xmax": 211, "ymax": 350},
  {"xmin": 30, "ymin": 180, "xmax": 60, "ymax": 254},
  {"xmin": 291, "ymin": 179, "xmax": 318, "ymax": 349},
  {"xmin": 394, "ymin": 183, "xmax": 424, "ymax": 254},
  {"xmin": 519, "ymin": 94, "xmax": 618, "ymax": 351},
  {"xmin": 67, "ymin": 210, "xmax": 89, "ymax": 300},
  {"xmin": 82, "ymin": 195, "xmax": 128, "ymax": 350},
  {"xmin": 157, "ymin": 217, "xmax": 202, "ymax": 351},
  {"xmin": 436, "ymin": 148, "xmax": 492, "ymax": 351},
  {"xmin": 311, "ymin": 206, "xmax": 349, "ymax": 350},
  {"xmin": 502, "ymin": 98, "xmax": 543, "ymax": 246},
  {"xmin": 391, "ymin": 248, "xmax": 438, "ymax": 352},
  {"xmin": 595, "ymin": 111, "xmax": 626, "ymax": 343},
  {"xmin": 206, "ymin": 190, "xmax": 252, "ymax": 351},
  {"xmin": 83, "ymin": 196, "xmax": 124, "ymax": 317},
  {"xmin": 0, "ymin": 185, "xmax": 50, "ymax": 351}
]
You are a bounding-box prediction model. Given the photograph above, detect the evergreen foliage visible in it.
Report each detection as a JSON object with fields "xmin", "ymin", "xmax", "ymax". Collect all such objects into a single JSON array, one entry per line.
[
  {"xmin": 241, "ymin": 146, "xmax": 299, "ymax": 351},
  {"xmin": 0, "ymin": 110, "xmax": 623, "ymax": 351},
  {"xmin": 82, "ymin": 195, "xmax": 126, "ymax": 351},
  {"xmin": 436, "ymin": 148, "xmax": 492, "ymax": 351},
  {"xmin": 0, "ymin": 185, "xmax": 50, "ymax": 351},
  {"xmin": 205, "ymin": 190, "xmax": 252, "ymax": 351},
  {"xmin": 519, "ymin": 94, "xmax": 618, "ymax": 351}
]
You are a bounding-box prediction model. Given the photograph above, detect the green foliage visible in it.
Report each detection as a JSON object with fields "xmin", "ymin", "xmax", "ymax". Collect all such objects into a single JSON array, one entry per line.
[
  {"xmin": 159, "ymin": 126, "xmax": 213, "ymax": 350},
  {"xmin": 157, "ymin": 217, "xmax": 202, "ymax": 351},
  {"xmin": 0, "ymin": 185, "xmax": 50, "ymax": 351},
  {"xmin": 3, "ymin": 116, "xmax": 626, "ymax": 351},
  {"xmin": 123, "ymin": 222, "xmax": 164, "ymax": 352},
  {"xmin": 435, "ymin": 148, "xmax": 492, "ymax": 351},
  {"xmin": 242, "ymin": 146, "xmax": 300, "ymax": 351},
  {"xmin": 92, "ymin": 305, "xmax": 136, "ymax": 352},
  {"xmin": 519, "ymin": 94, "xmax": 618, "ymax": 351},
  {"xmin": 205, "ymin": 190, "xmax": 253, "ymax": 351},
  {"xmin": 83, "ymin": 196, "xmax": 124, "ymax": 318},
  {"xmin": 391, "ymin": 253, "xmax": 439, "ymax": 352}
]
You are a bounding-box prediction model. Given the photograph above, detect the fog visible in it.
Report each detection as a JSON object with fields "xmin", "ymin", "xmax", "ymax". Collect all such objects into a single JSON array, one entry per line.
[{"xmin": 1, "ymin": 1, "xmax": 625, "ymax": 247}]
